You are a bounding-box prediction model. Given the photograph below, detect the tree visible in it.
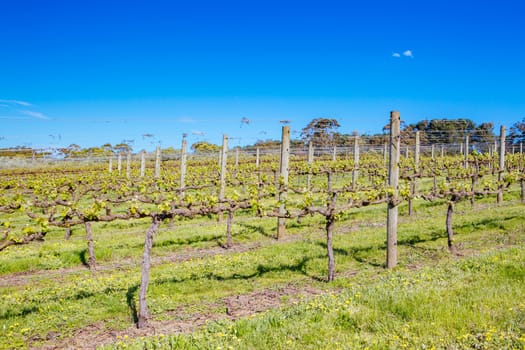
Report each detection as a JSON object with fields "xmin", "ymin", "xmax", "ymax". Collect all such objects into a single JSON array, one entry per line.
[
  {"xmin": 472, "ymin": 122, "xmax": 495, "ymax": 144},
  {"xmin": 114, "ymin": 142, "xmax": 133, "ymax": 154},
  {"xmin": 301, "ymin": 118, "xmax": 341, "ymax": 147},
  {"xmin": 59, "ymin": 144, "xmax": 82, "ymax": 158},
  {"xmin": 509, "ymin": 118, "xmax": 525, "ymax": 144},
  {"xmin": 191, "ymin": 141, "xmax": 220, "ymax": 153}
]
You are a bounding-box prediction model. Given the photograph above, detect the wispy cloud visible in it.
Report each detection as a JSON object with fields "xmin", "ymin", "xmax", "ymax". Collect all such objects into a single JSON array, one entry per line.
[
  {"xmin": 403, "ymin": 50, "xmax": 414, "ymax": 58},
  {"xmin": 21, "ymin": 110, "xmax": 49, "ymax": 120},
  {"xmin": 191, "ymin": 130, "xmax": 206, "ymax": 136},
  {"xmin": 392, "ymin": 52, "xmax": 401, "ymax": 58},
  {"xmin": 0, "ymin": 99, "xmax": 32, "ymax": 106}
]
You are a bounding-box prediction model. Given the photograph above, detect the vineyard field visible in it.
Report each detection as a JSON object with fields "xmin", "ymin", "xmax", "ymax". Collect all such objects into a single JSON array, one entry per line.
[{"xmin": 1, "ymin": 138, "xmax": 525, "ymax": 349}]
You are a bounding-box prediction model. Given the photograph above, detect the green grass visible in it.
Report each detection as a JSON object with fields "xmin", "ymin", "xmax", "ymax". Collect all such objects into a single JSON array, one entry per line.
[
  {"xmin": 102, "ymin": 247, "xmax": 525, "ymax": 350},
  {"xmin": 0, "ymin": 185, "xmax": 524, "ymax": 349}
]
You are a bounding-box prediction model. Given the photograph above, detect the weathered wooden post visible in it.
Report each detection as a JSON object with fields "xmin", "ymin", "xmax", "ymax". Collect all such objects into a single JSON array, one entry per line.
[
  {"xmin": 409, "ymin": 131, "xmax": 420, "ymax": 216},
  {"xmin": 218, "ymin": 134, "xmax": 228, "ymax": 222},
  {"xmin": 307, "ymin": 141, "xmax": 314, "ymax": 190},
  {"xmin": 352, "ymin": 135, "xmax": 360, "ymax": 189},
  {"xmin": 154, "ymin": 146, "xmax": 161, "ymax": 179},
  {"xmin": 464, "ymin": 134, "xmax": 470, "ymax": 168},
  {"xmin": 383, "ymin": 142, "xmax": 388, "ymax": 167},
  {"xmin": 255, "ymin": 147, "xmax": 260, "ymax": 168},
  {"xmin": 140, "ymin": 150, "xmax": 146, "ymax": 178},
  {"xmin": 137, "ymin": 216, "xmax": 161, "ymax": 328},
  {"xmin": 180, "ymin": 136, "xmax": 187, "ymax": 198},
  {"xmin": 108, "ymin": 155, "xmax": 113, "ymax": 174},
  {"xmin": 497, "ymin": 126, "xmax": 506, "ymax": 204},
  {"xmin": 117, "ymin": 153, "xmax": 122, "ymax": 175},
  {"xmin": 277, "ymin": 126, "xmax": 290, "ymax": 239},
  {"xmin": 126, "ymin": 151, "xmax": 132, "ymax": 179},
  {"xmin": 85, "ymin": 222, "xmax": 96, "ymax": 271},
  {"xmin": 387, "ymin": 111, "xmax": 400, "ymax": 269},
  {"xmin": 518, "ymin": 142, "xmax": 523, "ymax": 169}
]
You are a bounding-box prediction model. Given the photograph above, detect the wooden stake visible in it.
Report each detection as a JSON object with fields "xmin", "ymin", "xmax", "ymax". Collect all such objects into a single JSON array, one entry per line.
[
  {"xmin": 387, "ymin": 111, "xmax": 400, "ymax": 269},
  {"xmin": 352, "ymin": 135, "xmax": 360, "ymax": 189},
  {"xmin": 137, "ymin": 216, "xmax": 161, "ymax": 328},
  {"xmin": 140, "ymin": 150, "xmax": 146, "ymax": 178},
  {"xmin": 180, "ymin": 136, "xmax": 187, "ymax": 198},
  {"xmin": 218, "ymin": 134, "xmax": 228, "ymax": 222},
  {"xmin": 154, "ymin": 146, "xmax": 161, "ymax": 179},
  {"xmin": 117, "ymin": 153, "xmax": 122, "ymax": 175},
  {"xmin": 126, "ymin": 152, "xmax": 131, "ymax": 179},
  {"xmin": 307, "ymin": 141, "xmax": 314, "ymax": 190},
  {"xmin": 277, "ymin": 126, "xmax": 290, "ymax": 239},
  {"xmin": 464, "ymin": 134, "xmax": 469, "ymax": 168},
  {"xmin": 497, "ymin": 126, "xmax": 506, "ymax": 204}
]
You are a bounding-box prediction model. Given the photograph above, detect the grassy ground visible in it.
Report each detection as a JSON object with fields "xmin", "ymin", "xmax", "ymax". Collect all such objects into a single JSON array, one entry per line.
[{"xmin": 0, "ymin": 187, "xmax": 524, "ymax": 349}]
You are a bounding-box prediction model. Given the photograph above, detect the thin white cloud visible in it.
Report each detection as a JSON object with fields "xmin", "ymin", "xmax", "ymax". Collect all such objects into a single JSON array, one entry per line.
[
  {"xmin": 0, "ymin": 99, "xmax": 32, "ymax": 106},
  {"xmin": 191, "ymin": 130, "xmax": 206, "ymax": 136},
  {"xmin": 21, "ymin": 110, "xmax": 49, "ymax": 120},
  {"xmin": 392, "ymin": 52, "xmax": 401, "ymax": 58},
  {"xmin": 403, "ymin": 50, "xmax": 414, "ymax": 58}
]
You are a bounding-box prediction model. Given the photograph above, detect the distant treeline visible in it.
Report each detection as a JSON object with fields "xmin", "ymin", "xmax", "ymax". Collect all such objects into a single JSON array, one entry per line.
[{"xmin": 3, "ymin": 117, "xmax": 525, "ymax": 158}]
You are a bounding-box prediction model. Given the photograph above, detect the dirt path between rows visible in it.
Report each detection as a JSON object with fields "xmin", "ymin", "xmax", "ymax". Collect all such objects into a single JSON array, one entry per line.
[
  {"xmin": 33, "ymin": 283, "xmax": 326, "ymax": 350},
  {"xmin": 1, "ymin": 220, "xmax": 382, "ymax": 289},
  {"xmin": 5, "ymin": 220, "xmax": 380, "ymax": 349}
]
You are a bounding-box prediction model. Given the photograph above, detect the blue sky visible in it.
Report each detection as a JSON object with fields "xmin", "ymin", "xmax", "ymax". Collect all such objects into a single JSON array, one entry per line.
[{"xmin": 1, "ymin": 0, "xmax": 524, "ymax": 151}]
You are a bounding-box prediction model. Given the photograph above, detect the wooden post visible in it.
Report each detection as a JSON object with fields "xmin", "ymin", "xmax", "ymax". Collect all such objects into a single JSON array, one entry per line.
[
  {"xmin": 85, "ymin": 222, "xmax": 96, "ymax": 271},
  {"xmin": 326, "ymin": 172, "xmax": 336, "ymax": 281},
  {"xmin": 387, "ymin": 111, "xmax": 400, "ymax": 269},
  {"xmin": 332, "ymin": 145, "xmax": 337, "ymax": 161},
  {"xmin": 414, "ymin": 131, "xmax": 420, "ymax": 177},
  {"xmin": 255, "ymin": 147, "xmax": 260, "ymax": 168},
  {"xmin": 431, "ymin": 144, "xmax": 435, "ymax": 160},
  {"xmin": 497, "ymin": 126, "xmax": 506, "ymax": 204},
  {"xmin": 307, "ymin": 141, "xmax": 314, "ymax": 190},
  {"xmin": 218, "ymin": 134, "xmax": 228, "ymax": 222},
  {"xmin": 235, "ymin": 147, "xmax": 240, "ymax": 167},
  {"xmin": 140, "ymin": 150, "xmax": 146, "ymax": 178},
  {"xmin": 154, "ymin": 146, "xmax": 161, "ymax": 178},
  {"xmin": 126, "ymin": 151, "xmax": 132, "ymax": 179},
  {"xmin": 277, "ymin": 126, "xmax": 290, "ymax": 239},
  {"xmin": 137, "ymin": 216, "xmax": 161, "ymax": 328},
  {"xmin": 409, "ymin": 131, "xmax": 420, "ymax": 216},
  {"xmin": 180, "ymin": 136, "xmax": 187, "ymax": 198},
  {"xmin": 518, "ymin": 142, "xmax": 523, "ymax": 169},
  {"xmin": 383, "ymin": 143, "xmax": 388, "ymax": 167},
  {"xmin": 117, "ymin": 153, "xmax": 122, "ymax": 175},
  {"xmin": 441, "ymin": 145, "xmax": 444, "ymax": 158},
  {"xmin": 109, "ymin": 156, "xmax": 113, "ymax": 174},
  {"xmin": 352, "ymin": 135, "xmax": 360, "ymax": 189},
  {"xmin": 464, "ymin": 134, "xmax": 469, "ymax": 168}
]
